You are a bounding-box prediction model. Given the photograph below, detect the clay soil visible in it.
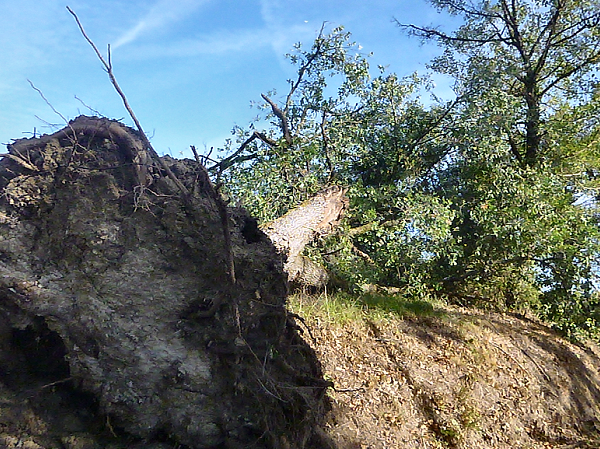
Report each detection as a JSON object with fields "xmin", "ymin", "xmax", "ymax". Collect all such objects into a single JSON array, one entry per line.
[{"xmin": 290, "ymin": 293, "xmax": 600, "ymax": 449}]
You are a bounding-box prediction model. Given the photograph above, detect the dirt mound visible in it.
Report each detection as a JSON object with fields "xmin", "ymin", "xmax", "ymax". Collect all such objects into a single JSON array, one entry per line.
[
  {"xmin": 0, "ymin": 116, "xmax": 331, "ymax": 449},
  {"xmin": 291, "ymin": 294, "xmax": 600, "ymax": 449}
]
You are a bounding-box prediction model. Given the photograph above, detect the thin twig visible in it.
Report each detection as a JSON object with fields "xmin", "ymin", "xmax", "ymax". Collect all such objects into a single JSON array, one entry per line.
[
  {"xmin": 28, "ymin": 80, "xmax": 71, "ymax": 126},
  {"xmin": 74, "ymin": 95, "xmax": 103, "ymax": 116},
  {"xmin": 39, "ymin": 376, "xmax": 74, "ymax": 390},
  {"xmin": 332, "ymin": 386, "xmax": 365, "ymax": 393},
  {"xmin": 33, "ymin": 115, "xmax": 62, "ymax": 130},
  {"xmin": 190, "ymin": 145, "xmax": 202, "ymax": 165},
  {"xmin": 0, "ymin": 153, "xmax": 39, "ymax": 172},
  {"xmin": 208, "ymin": 131, "xmax": 276, "ymax": 174},
  {"xmin": 28, "ymin": 79, "xmax": 80, "ymax": 154}
]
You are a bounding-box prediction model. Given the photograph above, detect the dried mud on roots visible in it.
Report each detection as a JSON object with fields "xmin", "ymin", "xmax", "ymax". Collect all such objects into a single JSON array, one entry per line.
[{"xmin": 0, "ymin": 116, "xmax": 332, "ymax": 449}]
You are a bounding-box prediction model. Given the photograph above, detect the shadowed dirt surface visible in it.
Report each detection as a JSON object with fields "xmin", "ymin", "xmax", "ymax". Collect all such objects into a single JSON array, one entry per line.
[
  {"xmin": 0, "ymin": 117, "xmax": 332, "ymax": 449},
  {"xmin": 290, "ymin": 294, "xmax": 600, "ymax": 449}
]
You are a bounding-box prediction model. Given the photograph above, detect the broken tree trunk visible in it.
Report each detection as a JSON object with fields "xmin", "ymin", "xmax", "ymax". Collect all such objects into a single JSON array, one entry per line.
[
  {"xmin": 0, "ymin": 116, "xmax": 333, "ymax": 449},
  {"xmin": 262, "ymin": 186, "xmax": 348, "ymax": 290}
]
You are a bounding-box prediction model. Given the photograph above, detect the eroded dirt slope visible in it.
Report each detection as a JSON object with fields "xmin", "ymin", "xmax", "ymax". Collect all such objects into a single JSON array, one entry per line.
[{"xmin": 291, "ymin": 295, "xmax": 600, "ymax": 449}]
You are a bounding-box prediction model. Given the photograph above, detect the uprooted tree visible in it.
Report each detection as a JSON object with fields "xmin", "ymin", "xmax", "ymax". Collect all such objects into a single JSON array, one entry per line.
[{"xmin": 0, "ymin": 116, "xmax": 333, "ymax": 448}]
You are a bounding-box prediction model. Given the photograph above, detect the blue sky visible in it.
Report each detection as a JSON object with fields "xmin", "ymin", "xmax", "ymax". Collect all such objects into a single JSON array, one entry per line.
[{"xmin": 0, "ymin": 0, "xmax": 457, "ymax": 158}]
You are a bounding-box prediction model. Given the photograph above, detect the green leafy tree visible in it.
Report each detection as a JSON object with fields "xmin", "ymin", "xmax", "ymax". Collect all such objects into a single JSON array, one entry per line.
[
  {"xmin": 401, "ymin": 0, "xmax": 600, "ymax": 167},
  {"xmin": 216, "ymin": 10, "xmax": 600, "ymax": 337},
  {"xmin": 398, "ymin": 0, "xmax": 600, "ymax": 334},
  {"xmin": 213, "ymin": 26, "xmax": 456, "ymax": 292},
  {"xmin": 212, "ymin": 25, "xmax": 372, "ymax": 222}
]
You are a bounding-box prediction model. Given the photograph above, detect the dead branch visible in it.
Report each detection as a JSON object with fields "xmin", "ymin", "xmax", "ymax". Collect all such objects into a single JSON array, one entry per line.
[
  {"xmin": 208, "ymin": 130, "xmax": 277, "ymax": 174},
  {"xmin": 284, "ymin": 22, "xmax": 328, "ymax": 116},
  {"xmin": 27, "ymin": 79, "xmax": 81, "ymax": 156},
  {"xmin": 190, "ymin": 145, "xmax": 214, "ymax": 167},
  {"xmin": 0, "ymin": 153, "xmax": 38, "ymax": 172},
  {"xmin": 211, "ymin": 24, "xmax": 331, "ymax": 175},
  {"xmin": 352, "ymin": 245, "xmax": 375, "ymax": 265},
  {"xmin": 27, "ymin": 80, "xmax": 71, "ymax": 127},
  {"xmin": 74, "ymin": 95, "xmax": 103, "ymax": 116}
]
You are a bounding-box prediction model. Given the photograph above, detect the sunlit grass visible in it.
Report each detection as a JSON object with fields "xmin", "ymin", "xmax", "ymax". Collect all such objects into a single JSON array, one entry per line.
[
  {"xmin": 359, "ymin": 292, "xmax": 445, "ymax": 318},
  {"xmin": 288, "ymin": 291, "xmax": 366, "ymax": 324},
  {"xmin": 287, "ymin": 289, "xmax": 446, "ymax": 324}
]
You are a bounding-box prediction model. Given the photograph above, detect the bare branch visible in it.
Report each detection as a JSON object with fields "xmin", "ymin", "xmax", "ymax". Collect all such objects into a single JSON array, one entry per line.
[
  {"xmin": 74, "ymin": 95, "xmax": 103, "ymax": 116},
  {"xmin": 261, "ymin": 94, "xmax": 293, "ymax": 146},
  {"xmin": 400, "ymin": 23, "xmax": 508, "ymax": 44},
  {"xmin": 28, "ymin": 80, "xmax": 71, "ymax": 126},
  {"xmin": 0, "ymin": 153, "xmax": 39, "ymax": 172},
  {"xmin": 284, "ymin": 22, "xmax": 328, "ymax": 116},
  {"xmin": 540, "ymin": 51, "xmax": 600, "ymax": 97},
  {"xmin": 429, "ymin": 0, "xmax": 502, "ymax": 20},
  {"xmin": 208, "ymin": 131, "xmax": 277, "ymax": 174},
  {"xmin": 27, "ymin": 79, "xmax": 80, "ymax": 152}
]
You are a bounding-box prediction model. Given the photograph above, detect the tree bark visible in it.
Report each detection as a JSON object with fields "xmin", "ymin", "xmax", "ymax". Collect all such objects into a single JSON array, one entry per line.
[{"xmin": 262, "ymin": 186, "xmax": 348, "ymax": 289}]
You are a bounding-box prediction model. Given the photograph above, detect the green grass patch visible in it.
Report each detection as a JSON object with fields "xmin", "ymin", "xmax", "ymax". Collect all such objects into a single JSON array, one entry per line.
[
  {"xmin": 358, "ymin": 292, "xmax": 445, "ymax": 318},
  {"xmin": 288, "ymin": 291, "xmax": 366, "ymax": 324},
  {"xmin": 287, "ymin": 290, "xmax": 445, "ymax": 324}
]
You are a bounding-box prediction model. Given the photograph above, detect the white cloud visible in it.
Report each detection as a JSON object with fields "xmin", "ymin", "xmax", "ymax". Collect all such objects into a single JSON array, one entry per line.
[
  {"xmin": 113, "ymin": 0, "xmax": 211, "ymax": 48},
  {"xmin": 110, "ymin": 0, "xmax": 314, "ymax": 62},
  {"xmin": 120, "ymin": 27, "xmax": 274, "ymax": 59}
]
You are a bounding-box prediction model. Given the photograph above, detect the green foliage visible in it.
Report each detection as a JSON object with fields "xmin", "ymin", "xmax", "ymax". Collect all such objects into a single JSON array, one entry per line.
[
  {"xmin": 217, "ymin": 8, "xmax": 600, "ymax": 339},
  {"xmin": 219, "ymin": 25, "xmax": 373, "ymax": 221}
]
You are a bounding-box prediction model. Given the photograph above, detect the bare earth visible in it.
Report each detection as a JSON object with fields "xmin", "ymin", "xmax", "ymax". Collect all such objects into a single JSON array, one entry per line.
[
  {"xmin": 1, "ymin": 292, "xmax": 600, "ymax": 448},
  {"xmin": 291, "ymin": 294, "xmax": 600, "ymax": 449}
]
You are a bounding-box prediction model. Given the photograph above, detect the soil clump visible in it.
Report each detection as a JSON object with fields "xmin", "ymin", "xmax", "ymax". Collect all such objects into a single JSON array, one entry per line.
[{"xmin": 0, "ymin": 116, "xmax": 331, "ymax": 449}]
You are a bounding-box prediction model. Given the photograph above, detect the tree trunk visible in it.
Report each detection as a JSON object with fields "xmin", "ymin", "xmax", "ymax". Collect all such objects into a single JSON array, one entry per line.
[
  {"xmin": 0, "ymin": 116, "xmax": 332, "ymax": 449},
  {"xmin": 262, "ymin": 186, "xmax": 348, "ymax": 290},
  {"xmin": 524, "ymin": 84, "xmax": 542, "ymax": 167}
]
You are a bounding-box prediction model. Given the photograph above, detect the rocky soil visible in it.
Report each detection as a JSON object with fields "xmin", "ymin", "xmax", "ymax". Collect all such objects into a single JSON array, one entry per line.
[{"xmin": 2, "ymin": 291, "xmax": 600, "ymax": 448}]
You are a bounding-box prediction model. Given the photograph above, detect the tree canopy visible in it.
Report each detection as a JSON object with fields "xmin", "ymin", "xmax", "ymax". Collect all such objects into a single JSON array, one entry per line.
[
  {"xmin": 215, "ymin": 1, "xmax": 600, "ymax": 339},
  {"xmin": 402, "ymin": 0, "xmax": 600, "ymax": 167}
]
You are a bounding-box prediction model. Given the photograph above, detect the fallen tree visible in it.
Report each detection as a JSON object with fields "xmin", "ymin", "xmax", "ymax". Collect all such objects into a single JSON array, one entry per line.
[{"xmin": 0, "ymin": 116, "xmax": 333, "ymax": 449}]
